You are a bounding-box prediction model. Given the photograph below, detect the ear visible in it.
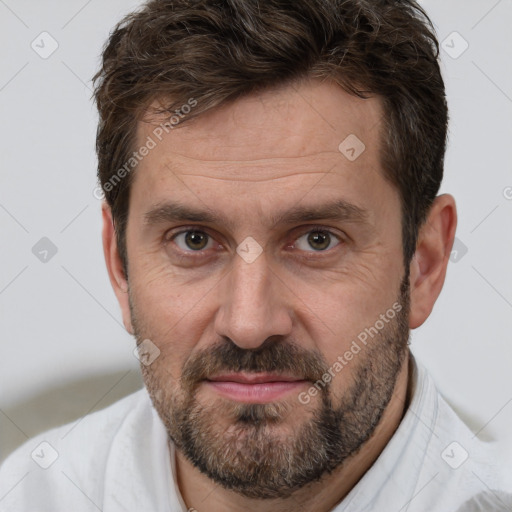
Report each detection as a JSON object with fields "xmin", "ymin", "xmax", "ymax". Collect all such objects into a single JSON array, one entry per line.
[
  {"xmin": 101, "ymin": 203, "xmax": 134, "ymax": 334},
  {"xmin": 408, "ymin": 194, "xmax": 457, "ymax": 329}
]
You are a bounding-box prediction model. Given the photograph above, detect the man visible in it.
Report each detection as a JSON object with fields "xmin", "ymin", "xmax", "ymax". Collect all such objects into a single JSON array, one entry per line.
[{"xmin": 0, "ymin": 0, "xmax": 510, "ymax": 510}]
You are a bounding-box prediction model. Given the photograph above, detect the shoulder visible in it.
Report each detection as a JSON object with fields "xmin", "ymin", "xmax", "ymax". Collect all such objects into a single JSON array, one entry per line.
[
  {"xmin": 0, "ymin": 388, "xmax": 153, "ymax": 511},
  {"xmin": 412, "ymin": 363, "xmax": 511, "ymax": 508}
]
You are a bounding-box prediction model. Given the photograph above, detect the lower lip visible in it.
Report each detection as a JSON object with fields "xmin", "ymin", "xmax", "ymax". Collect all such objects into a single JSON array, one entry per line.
[{"xmin": 206, "ymin": 380, "xmax": 308, "ymax": 403}]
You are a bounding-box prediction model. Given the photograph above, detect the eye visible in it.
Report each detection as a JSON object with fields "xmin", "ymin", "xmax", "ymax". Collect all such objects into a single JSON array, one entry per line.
[
  {"xmin": 294, "ymin": 228, "xmax": 341, "ymax": 252},
  {"xmin": 171, "ymin": 230, "xmax": 214, "ymax": 252},
  {"xmin": 165, "ymin": 226, "xmax": 342, "ymax": 258}
]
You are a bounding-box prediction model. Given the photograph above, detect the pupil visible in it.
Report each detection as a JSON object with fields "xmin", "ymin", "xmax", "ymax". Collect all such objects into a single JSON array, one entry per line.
[
  {"xmin": 186, "ymin": 231, "xmax": 207, "ymax": 250},
  {"xmin": 309, "ymin": 231, "xmax": 329, "ymax": 250}
]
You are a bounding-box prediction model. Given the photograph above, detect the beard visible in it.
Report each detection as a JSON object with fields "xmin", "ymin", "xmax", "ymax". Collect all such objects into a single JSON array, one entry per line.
[{"xmin": 131, "ymin": 273, "xmax": 411, "ymax": 499}]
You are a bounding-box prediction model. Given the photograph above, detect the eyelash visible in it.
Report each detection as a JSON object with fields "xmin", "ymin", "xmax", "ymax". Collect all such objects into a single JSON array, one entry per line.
[{"xmin": 165, "ymin": 225, "xmax": 344, "ymax": 257}]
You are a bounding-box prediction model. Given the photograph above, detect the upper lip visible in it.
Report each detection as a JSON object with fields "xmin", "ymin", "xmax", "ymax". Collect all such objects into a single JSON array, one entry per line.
[{"xmin": 207, "ymin": 373, "xmax": 305, "ymax": 384}]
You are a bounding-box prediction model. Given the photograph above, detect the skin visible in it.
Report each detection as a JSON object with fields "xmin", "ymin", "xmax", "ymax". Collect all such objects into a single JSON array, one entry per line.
[{"xmin": 102, "ymin": 78, "xmax": 457, "ymax": 511}]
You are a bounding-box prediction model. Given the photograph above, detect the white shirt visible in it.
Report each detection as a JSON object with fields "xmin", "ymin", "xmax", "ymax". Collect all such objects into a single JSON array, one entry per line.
[{"xmin": 0, "ymin": 358, "xmax": 510, "ymax": 512}]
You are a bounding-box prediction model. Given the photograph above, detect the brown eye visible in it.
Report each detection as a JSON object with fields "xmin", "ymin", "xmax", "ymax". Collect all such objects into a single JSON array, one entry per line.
[
  {"xmin": 295, "ymin": 229, "xmax": 340, "ymax": 252},
  {"xmin": 308, "ymin": 231, "xmax": 330, "ymax": 250},
  {"xmin": 173, "ymin": 230, "xmax": 212, "ymax": 251}
]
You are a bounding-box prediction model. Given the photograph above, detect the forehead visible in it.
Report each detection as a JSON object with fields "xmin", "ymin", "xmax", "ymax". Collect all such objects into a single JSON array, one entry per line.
[
  {"xmin": 137, "ymin": 79, "xmax": 383, "ymax": 168},
  {"xmin": 129, "ymin": 79, "xmax": 391, "ymax": 219}
]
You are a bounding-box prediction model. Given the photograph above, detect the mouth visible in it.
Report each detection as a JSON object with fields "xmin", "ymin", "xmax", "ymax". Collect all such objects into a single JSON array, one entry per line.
[{"xmin": 205, "ymin": 373, "xmax": 309, "ymax": 403}]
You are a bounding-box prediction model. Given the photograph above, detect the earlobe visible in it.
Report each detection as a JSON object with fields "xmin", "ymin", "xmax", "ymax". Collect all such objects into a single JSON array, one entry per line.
[
  {"xmin": 101, "ymin": 203, "xmax": 134, "ymax": 334},
  {"xmin": 408, "ymin": 194, "xmax": 457, "ymax": 329}
]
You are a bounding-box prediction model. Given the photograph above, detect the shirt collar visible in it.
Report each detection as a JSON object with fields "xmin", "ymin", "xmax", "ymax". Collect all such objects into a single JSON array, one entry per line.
[{"xmin": 333, "ymin": 354, "xmax": 439, "ymax": 510}]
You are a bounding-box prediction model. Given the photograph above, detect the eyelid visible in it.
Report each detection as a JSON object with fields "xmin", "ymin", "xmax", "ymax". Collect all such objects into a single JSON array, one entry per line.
[{"xmin": 294, "ymin": 224, "xmax": 344, "ymax": 239}]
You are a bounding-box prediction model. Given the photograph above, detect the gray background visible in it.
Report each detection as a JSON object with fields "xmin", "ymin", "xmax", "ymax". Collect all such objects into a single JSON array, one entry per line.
[{"xmin": 0, "ymin": 0, "xmax": 511, "ymax": 465}]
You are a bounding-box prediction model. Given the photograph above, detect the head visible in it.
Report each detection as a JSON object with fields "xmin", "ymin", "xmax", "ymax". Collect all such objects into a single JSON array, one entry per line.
[{"xmin": 96, "ymin": 0, "xmax": 456, "ymax": 499}]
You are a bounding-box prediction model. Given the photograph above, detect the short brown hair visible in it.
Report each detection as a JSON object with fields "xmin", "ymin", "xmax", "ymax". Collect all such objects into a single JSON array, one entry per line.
[{"xmin": 93, "ymin": 0, "xmax": 447, "ymax": 277}]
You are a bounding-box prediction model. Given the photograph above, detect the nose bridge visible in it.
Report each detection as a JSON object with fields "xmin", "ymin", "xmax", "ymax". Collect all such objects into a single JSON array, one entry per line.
[
  {"xmin": 229, "ymin": 251, "xmax": 273, "ymax": 320},
  {"xmin": 215, "ymin": 250, "xmax": 292, "ymax": 349}
]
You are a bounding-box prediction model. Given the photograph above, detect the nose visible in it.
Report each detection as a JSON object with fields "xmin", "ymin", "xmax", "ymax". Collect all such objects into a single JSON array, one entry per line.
[{"xmin": 213, "ymin": 248, "xmax": 293, "ymax": 350}]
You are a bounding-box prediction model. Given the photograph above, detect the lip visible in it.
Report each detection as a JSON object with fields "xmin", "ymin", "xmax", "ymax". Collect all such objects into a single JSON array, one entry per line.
[
  {"xmin": 205, "ymin": 373, "xmax": 308, "ymax": 403},
  {"xmin": 208, "ymin": 372, "xmax": 304, "ymax": 384}
]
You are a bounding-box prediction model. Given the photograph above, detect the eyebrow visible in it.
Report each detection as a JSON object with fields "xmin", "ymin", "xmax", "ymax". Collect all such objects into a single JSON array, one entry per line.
[{"xmin": 143, "ymin": 199, "xmax": 369, "ymax": 231}]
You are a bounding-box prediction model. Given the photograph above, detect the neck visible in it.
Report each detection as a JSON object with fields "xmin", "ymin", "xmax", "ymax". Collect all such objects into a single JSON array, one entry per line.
[{"xmin": 175, "ymin": 353, "xmax": 412, "ymax": 512}]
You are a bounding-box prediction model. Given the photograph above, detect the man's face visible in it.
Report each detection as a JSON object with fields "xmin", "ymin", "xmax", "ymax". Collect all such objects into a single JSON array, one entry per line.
[{"xmin": 123, "ymin": 79, "xmax": 410, "ymax": 497}]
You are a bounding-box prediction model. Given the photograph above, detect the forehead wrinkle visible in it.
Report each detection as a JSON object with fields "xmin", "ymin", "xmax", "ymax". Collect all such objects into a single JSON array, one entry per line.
[
  {"xmin": 173, "ymin": 171, "xmax": 332, "ymax": 183},
  {"xmin": 148, "ymin": 153, "xmax": 359, "ymax": 185},
  {"xmin": 156, "ymin": 150, "xmax": 342, "ymax": 164}
]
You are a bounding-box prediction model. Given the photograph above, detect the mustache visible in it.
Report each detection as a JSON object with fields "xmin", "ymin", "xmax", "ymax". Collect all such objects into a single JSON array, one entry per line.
[{"xmin": 180, "ymin": 337, "xmax": 330, "ymax": 390}]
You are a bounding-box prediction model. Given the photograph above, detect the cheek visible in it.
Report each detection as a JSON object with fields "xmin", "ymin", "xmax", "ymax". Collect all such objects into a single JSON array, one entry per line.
[
  {"xmin": 129, "ymin": 266, "xmax": 218, "ymax": 362},
  {"xmin": 130, "ymin": 246, "xmax": 217, "ymax": 312},
  {"xmin": 292, "ymin": 272, "xmax": 402, "ymax": 363}
]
